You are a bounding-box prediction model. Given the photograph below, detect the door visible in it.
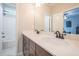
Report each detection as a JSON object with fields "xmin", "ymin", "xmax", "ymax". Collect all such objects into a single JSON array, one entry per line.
[
  {"xmin": 0, "ymin": 4, "xmax": 3, "ymax": 51},
  {"xmin": 44, "ymin": 15, "xmax": 52, "ymax": 32}
]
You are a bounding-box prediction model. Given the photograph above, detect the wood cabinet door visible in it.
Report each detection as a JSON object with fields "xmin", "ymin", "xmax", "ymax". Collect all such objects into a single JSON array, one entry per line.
[
  {"xmin": 29, "ymin": 40, "xmax": 35, "ymax": 56},
  {"xmin": 36, "ymin": 44, "xmax": 52, "ymax": 56},
  {"xmin": 23, "ymin": 35, "xmax": 30, "ymax": 56}
]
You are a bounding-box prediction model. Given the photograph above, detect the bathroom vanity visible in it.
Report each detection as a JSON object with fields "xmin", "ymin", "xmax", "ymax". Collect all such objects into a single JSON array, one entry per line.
[
  {"xmin": 23, "ymin": 31, "xmax": 79, "ymax": 56},
  {"xmin": 23, "ymin": 34, "xmax": 52, "ymax": 56}
]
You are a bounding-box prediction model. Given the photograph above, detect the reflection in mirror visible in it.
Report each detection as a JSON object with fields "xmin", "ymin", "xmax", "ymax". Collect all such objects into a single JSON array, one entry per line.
[
  {"xmin": 64, "ymin": 7, "xmax": 79, "ymax": 34},
  {"xmin": 34, "ymin": 4, "xmax": 52, "ymax": 32},
  {"xmin": 44, "ymin": 14, "xmax": 52, "ymax": 32}
]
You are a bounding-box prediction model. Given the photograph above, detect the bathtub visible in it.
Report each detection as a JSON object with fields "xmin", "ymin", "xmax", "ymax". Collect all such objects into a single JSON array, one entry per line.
[
  {"xmin": 0, "ymin": 41, "xmax": 2, "ymax": 52},
  {"xmin": 2, "ymin": 40, "xmax": 17, "ymax": 49},
  {"xmin": 0, "ymin": 40, "xmax": 17, "ymax": 56}
]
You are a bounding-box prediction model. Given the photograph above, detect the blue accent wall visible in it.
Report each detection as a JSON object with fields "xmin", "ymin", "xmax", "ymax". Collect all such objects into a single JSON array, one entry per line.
[{"xmin": 64, "ymin": 7, "xmax": 79, "ymax": 34}]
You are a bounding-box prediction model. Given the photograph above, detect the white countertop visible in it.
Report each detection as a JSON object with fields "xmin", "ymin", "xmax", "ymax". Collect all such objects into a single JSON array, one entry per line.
[{"xmin": 23, "ymin": 31, "xmax": 79, "ymax": 56}]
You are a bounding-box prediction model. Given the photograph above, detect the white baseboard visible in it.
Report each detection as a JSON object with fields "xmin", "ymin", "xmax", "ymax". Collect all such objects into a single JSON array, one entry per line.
[{"xmin": 17, "ymin": 51, "xmax": 23, "ymax": 56}]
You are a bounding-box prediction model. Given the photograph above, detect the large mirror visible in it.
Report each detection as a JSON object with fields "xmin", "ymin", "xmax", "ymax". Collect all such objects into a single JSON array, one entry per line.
[
  {"xmin": 34, "ymin": 3, "xmax": 79, "ymax": 33},
  {"xmin": 64, "ymin": 7, "xmax": 79, "ymax": 34}
]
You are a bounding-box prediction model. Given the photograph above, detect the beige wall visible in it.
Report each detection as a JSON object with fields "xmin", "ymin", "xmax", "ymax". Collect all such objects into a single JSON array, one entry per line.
[
  {"xmin": 18, "ymin": 3, "xmax": 35, "ymax": 31},
  {"xmin": 16, "ymin": 3, "xmax": 35, "ymax": 54},
  {"xmin": 52, "ymin": 3, "xmax": 79, "ymax": 14}
]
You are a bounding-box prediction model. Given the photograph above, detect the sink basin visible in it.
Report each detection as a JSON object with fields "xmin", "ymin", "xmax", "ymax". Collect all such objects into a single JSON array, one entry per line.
[{"xmin": 36, "ymin": 32, "xmax": 71, "ymax": 46}]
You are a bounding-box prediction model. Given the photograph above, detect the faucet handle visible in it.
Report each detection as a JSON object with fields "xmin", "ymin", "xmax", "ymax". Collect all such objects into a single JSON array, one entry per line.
[{"xmin": 60, "ymin": 34, "xmax": 64, "ymax": 39}]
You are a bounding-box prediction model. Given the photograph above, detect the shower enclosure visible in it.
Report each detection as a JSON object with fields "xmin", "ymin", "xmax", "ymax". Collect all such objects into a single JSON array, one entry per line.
[{"xmin": 0, "ymin": 3, "xmax": 17, "ymax": 56}]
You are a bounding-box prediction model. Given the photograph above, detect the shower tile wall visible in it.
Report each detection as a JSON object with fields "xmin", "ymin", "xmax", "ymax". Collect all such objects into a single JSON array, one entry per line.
[{"xmin": 3, "ymin": 15, "xmax": 16, "ymax": 41}]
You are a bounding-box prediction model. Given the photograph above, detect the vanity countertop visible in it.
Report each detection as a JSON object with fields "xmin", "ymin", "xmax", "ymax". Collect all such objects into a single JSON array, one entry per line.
[{"xmin": 23, "ymin": 31, "xmax": 79, "ymax": 56}]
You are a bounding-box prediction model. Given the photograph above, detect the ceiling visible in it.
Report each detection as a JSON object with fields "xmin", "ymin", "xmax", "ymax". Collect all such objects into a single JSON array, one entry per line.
[{"xmin": 44, "ymin": 3, "xmax": 79, "ymax": 6}]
